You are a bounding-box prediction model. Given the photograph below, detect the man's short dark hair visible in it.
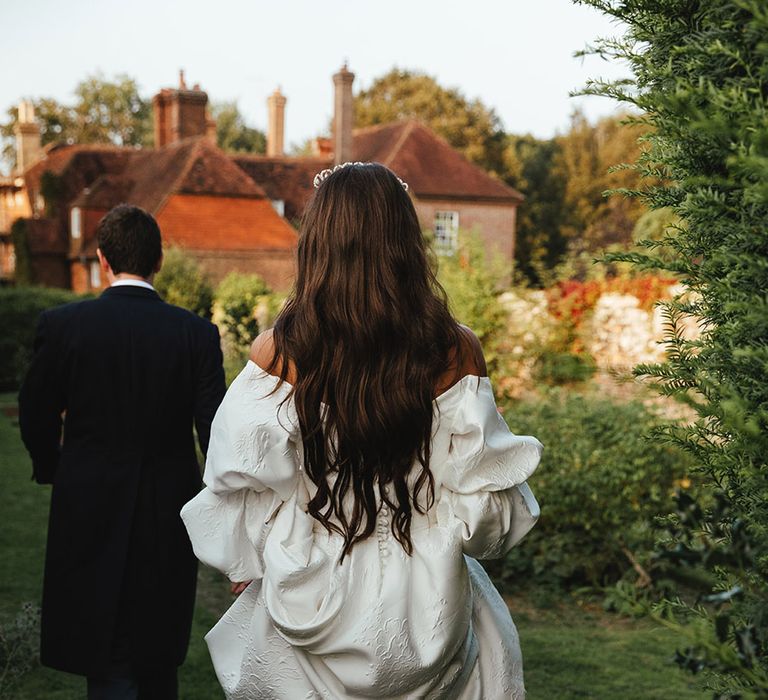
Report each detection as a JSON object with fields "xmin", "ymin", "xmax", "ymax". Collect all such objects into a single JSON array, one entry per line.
[{"xmin": 97, "ymin": 204, "xmax": 162, "ymax": 278}]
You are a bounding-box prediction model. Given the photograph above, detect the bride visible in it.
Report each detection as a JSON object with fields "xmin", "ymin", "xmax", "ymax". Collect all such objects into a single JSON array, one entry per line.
[{"xmin": 181, "ymin": 162, "xmax": 542, "ymax": 699}]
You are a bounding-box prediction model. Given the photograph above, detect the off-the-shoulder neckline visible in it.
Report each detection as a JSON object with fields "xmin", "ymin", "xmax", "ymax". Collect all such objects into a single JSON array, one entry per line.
[{"xmin": 246, "ymin": 360, "xmax": 488, "ymax": 404}]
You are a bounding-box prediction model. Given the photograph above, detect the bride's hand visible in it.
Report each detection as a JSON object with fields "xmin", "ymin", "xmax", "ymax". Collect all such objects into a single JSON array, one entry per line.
[{"xmin": 230, "ymin": 581, "xmax": 252, "ymax": 595}]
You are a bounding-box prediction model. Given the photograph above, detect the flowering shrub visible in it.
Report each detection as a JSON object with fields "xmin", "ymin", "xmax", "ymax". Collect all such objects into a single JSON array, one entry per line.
[{"xmin": 547, "ymin": 275, "xmax": 676, "ymax": 323}]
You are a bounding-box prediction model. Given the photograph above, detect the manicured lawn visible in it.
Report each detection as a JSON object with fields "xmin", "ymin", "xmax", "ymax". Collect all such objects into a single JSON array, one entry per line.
[{"xmin": 0, "ymin": 393, "xmax": 704, "ymax": 699}]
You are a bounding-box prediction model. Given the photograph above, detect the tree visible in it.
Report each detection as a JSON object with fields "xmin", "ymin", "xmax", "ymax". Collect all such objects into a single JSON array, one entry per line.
[
  {"xmin": 71, "ymin": 74, "xmax": 152, "ymax": 147},
  {"xmin": 579, "ymin": 0, "xmax": 768, "ymax": 694},
  {"xmin": 1, "ymin": 98, "xmax": 76, "ymax": 170},
  {"xmin": 354, "ymin": 69, "xmax": 506, "ymax": 175},
  {"xmin": 211, "ymin": 102, "xmax": 266, "ymax": 154},
  {"xmin": 503, "ymin": 135, "xmax": 569, "ymax": 284},
  {"xmin": 1, "ymin": 74, "xmax": 152, "ymax": 171},
  {"xmin": 554, "ymin": 109, "xmax": 649, "ymax": 252}
]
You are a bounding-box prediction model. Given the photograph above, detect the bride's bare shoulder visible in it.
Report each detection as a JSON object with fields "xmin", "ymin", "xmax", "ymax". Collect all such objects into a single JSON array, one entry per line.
[
  {"xmin": 435, "ymin": 325, "xmax": 488, "ymax": 396},
  {"xmin": 250, "ymin": 329, "xmax": 276, "ymax": 371},
  {"xmin": 456, "ymin": 325, "xmax": 488, "ymax": 378}
]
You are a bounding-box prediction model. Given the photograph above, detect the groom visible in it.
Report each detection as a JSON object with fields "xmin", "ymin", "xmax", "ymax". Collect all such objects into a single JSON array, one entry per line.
[{"xmin": 19, "ymin": 204, "xmax": 226, "ymax": 699}]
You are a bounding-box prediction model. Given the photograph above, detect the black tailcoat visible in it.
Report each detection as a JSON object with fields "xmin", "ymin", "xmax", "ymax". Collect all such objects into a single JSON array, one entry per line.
[{"xmin": 18, "ymin": 285, "xmax": 226, "ymax": 676}]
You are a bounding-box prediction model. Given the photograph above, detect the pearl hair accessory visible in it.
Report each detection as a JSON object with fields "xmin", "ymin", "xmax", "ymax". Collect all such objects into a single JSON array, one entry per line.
[{"xmin": 313, "ymin": 162, "xmax": 409, "ymax": 192}]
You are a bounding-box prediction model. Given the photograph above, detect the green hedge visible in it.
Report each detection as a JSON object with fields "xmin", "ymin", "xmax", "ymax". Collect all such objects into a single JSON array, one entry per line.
[
  {"xmin": 0, "ymin": 287, "xmax": 84, "ymax": 391},
  {"xmin": 486, "ymin": 389, "xmax": 695, "ymax": 590}
]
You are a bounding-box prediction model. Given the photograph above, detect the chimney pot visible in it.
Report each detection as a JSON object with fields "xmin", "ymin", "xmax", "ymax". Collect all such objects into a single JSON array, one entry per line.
[
  {"xmin": 267, "ymin": 87, "xmax": 287, "ymax": 158},
  {"xmin": 14, "ymin": 100, "xmax": 42, "ymax": 173},
  {"xmin": 332, "ymin": 64, "xmax": 355, "ymax": 165}
]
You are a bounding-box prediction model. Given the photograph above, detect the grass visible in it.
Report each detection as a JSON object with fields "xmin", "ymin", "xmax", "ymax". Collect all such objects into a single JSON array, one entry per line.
[{"xmin": 0, "ymin": 392, "xmax": 705, "ymax": 699}]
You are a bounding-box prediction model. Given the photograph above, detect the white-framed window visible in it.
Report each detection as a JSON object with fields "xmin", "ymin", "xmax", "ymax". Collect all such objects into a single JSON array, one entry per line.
[
  {"xmin": 271, "ymin": 199, "xmax": 285, "ymax": 217},
  {"xmin": 89, "ymin": 260, "xmax": 101, "ymax": 289},
  {"xmin": 34, "ymin": 193, "xmax": 44, "ymax": 215},
  {"xmin": 434, "ymin": 210, "xmax": 459, "ymax": 255},
  {"xmin": 70, "ymin": 207, "xmax": 82, "ymax": 239}
]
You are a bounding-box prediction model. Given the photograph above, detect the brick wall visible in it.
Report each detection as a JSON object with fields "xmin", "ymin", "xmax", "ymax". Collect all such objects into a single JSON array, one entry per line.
[
  {"xmin": 185, "ymin": 248, "xmax": 296, "ymax": 291},
  {"xmin": 413, "ymin": 197, "xmax": 517, "ymax": 269}
]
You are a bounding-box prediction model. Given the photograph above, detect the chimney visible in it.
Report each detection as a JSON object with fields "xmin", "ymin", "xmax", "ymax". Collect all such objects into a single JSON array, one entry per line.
[
  {"xmin": 205, "ymin": 110, "xmax": 217, "ymax": 144},
  {"xmin": 332, "ymin": 63, "xmax": 355, "ymax": 165},
  {"xmin": 152, "ymin": 70, "xmax": 210, "ymax": 148},
  {"xmin": 15, "ymin": 101, "xmax": 42, "ymax": 174},
  {"xmin": 266, "ymin": 87, "xmax": 287, "ymax": 157}
]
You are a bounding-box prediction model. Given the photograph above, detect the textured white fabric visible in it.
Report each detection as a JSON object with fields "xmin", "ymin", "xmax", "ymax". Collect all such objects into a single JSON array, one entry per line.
[{"xmin": 181, "ymin": 362, "xmax": 542, "ymax": 699}]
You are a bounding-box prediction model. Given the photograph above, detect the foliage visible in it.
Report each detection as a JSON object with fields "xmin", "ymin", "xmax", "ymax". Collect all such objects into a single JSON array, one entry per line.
[
  {"xmin": 1, "ymin": 98, "xmax": 76, "ymax": 170},
  {"xmin": 505, "ymin": 111, "xmax": 652, "ymax": 285},
  {"xmin": 504, "ymin": 135, "xmax": 569, "ymax": 285},
  {"xmin": 0, "ymin": 286, "xmax": 82, "ymax": 391},
  {"xmin": 577, "ymin": 0, "xmax": 768, "ymax": 693},
  {"xmin": 0, "ymin": 603, "xmax": 40, "ymax": 699},
  {"xmin": 153, "ymin": 248, "xmax": 213, "ymax": 318},
  {"xmin": 38, "ymin": 172, "xmax": 63, "ymax": 218},
  {"xmin": 214, "ymin": 272, "xmax": 271, "ymax": 350},
  {"xmin": 532, "ymin": 274, "xmax": 675, "ymax": 382},
  {"xmin": 71, "ymin": 73, "xmax": 152, "ymax": 147},
  {"xmin": 632, "ymin": 207, "xmax": 681, "ymax": 263},
  {"xmin": 211, "ymin": 102, "xmax": 266, "ymax": 155},
  {"xmin": 547, "ymin": 275, "xmax": 676, "ymax": 322},
  {"xmin": 9, "ymin": 220, "xmax": 32, "ymax": 287},
  {"xmin": 487, "ymin": 390, "xmax": 695, "ymax": 591},
  {"xmin": 354, "ymin": 68, "xmax": 506, "ymax": 175},
  {"xmin": 554, "ymin": 109, "xmax": 650, "ymax": 253},
  {"xmin": 532, "ymin": 349, "xmax": 596, "ymax": 385},
  {"xmin": 434, "ymin": 230, "xmax": 507, "ymax": 382},
  {"xmin": 1, "ymin": 74, "xmax": 152, "ymax": 171}
]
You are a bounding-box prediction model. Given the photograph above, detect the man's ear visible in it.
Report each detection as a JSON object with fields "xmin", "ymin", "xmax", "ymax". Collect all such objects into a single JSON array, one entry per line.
[{"xmin": 96, "ymin": 248, "xmax": 111, "ymax": 274}]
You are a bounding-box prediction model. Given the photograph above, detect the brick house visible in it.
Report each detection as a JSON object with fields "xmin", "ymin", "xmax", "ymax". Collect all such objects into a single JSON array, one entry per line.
[
  {"xmin": 1, "ymin": 66, "xmax": 522, "ymax": 292},
  {"xmin": 235, "ymin": 65, "xmax": 523, "ymax": 266},
  {"xmin": 3, "ymin": 82, "xmax": 297, "ymax": 293}
]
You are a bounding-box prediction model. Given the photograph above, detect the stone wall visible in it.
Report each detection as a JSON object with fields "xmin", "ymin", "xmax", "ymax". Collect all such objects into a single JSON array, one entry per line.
[{"xmin": 498, "ymin": 284, "xmax": 700, "ymax": 394}]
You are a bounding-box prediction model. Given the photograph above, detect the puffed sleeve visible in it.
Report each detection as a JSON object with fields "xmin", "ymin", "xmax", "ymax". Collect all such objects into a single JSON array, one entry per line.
[
  {"xmin": 438, "ymin": 377, "xmax": 542, "ymax": 559},
  {"xmin": 181, "ymin": 363, "xmax": 300, "ymax": 582}
]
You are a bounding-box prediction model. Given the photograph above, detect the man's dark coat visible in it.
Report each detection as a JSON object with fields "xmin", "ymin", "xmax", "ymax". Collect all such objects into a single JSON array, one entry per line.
[{"xmin": 18, "ymin": 285, "xmax": 226, "ymax": 676}]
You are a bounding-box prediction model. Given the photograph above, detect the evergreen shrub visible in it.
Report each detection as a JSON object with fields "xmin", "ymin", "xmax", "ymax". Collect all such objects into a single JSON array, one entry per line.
[
  {"xmin": 0, "ymin": 286, "xmax": 82, "ymax": 391},
  {"xmin": 578, "ymin": 0, "xmax": 768, "ymax": 691}
]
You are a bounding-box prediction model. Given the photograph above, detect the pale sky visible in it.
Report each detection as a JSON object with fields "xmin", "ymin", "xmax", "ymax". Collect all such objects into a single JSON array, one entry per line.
[{"xmin": 2, "ymin": 0, "xmax": 630, "ymax": 148}]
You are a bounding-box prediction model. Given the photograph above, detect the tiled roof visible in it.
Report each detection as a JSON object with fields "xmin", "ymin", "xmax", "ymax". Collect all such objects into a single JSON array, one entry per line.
[
  {"xmin": 158, "ymin": 194, "xmax": 297, "ymax": 250},
  {"xmin": 24, "ymin": 145, "xmax": 134, "ymax": 210},
  {"xmin": 233, "ymin": 156, "xmax": 331, "ymax": 223},
  {"xmin": 235, "ymin": 121, "xmax": 523, "ymax": 218},
  {"xmin": 352, "ymin": 121, "xmax": 524, "ymax": 202},
  {"xmin": 55, "ymin": 138, "xmax": 267, "ymax": 214},
  {"xmin": 71, "ymin": 174, "xmax": 131, "ymax": 209},
  {"xmin": 21, "ymin": 137, "xmax": 293, "ymax": 259}
]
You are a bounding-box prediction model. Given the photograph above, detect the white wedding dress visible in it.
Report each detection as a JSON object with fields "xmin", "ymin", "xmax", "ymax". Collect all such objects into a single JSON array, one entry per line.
[{"xmin": 181, "ymin": 361, "xmax": 541, "ymax": 699}]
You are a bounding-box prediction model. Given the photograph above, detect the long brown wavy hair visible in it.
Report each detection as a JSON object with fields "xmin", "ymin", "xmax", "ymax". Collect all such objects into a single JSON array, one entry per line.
[{"xmin": 269, "ymin": 163, "xmax": 463, "ymax": 561}]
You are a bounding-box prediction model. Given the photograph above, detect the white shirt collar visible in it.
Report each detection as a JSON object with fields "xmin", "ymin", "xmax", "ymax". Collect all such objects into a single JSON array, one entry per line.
[{"xmin": 110, "ymin": 279, "xmax": 156, "ymax": 291}]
